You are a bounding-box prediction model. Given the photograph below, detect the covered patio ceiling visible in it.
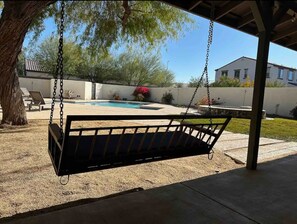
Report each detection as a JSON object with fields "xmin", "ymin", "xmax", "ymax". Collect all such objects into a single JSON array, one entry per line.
[{"xmin": 162, "ymin": 0, "xmax": 297, "ymax": 51}]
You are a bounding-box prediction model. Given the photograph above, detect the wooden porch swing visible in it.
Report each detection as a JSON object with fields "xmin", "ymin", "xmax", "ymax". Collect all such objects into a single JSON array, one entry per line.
[{"xmin": 48, "ymin": 1, "xmax": 231, "ymax": 177}]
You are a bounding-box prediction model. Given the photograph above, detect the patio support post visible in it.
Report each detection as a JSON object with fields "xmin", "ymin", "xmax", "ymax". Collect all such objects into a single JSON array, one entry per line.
[
  {"xmin": 246, "ymin": 31, "xmax": 270, "ymax": 170},
  {"xmin": 246, "ymin": 1, "xmax": 274, "ymax": 170}
]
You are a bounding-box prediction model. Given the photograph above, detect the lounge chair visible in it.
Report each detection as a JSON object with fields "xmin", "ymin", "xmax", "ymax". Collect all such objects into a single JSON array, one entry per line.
[
  {"xmin": 21, "ymin": 87, "xmax": 31, "ymax": 100},
  {"xmin": 28, "ymin": 91, "xmax": 49, "ymax": 111},
  {"xmin": 21, "ymin": 87, "xmax": 32, "ymax": 107}
]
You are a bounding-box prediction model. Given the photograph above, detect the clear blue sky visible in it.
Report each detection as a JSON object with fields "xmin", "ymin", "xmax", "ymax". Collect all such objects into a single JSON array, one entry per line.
[{"xmin": 24, "ymin": 12, "xmax": 297, "ymax": 83}]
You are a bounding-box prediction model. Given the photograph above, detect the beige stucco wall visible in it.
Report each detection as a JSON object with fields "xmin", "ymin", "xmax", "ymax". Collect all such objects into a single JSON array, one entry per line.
[
  {"xmin": 19, "ymin": 77, "xmax": 51, "ymax": 97},
  {"xmin": 20, "ymin": 77, "xmax": 92, "ymax": 100},
  {"xmin": 19, "ymin": 77, "xmax": 297, "ymax": 117},
  {"xmin": 50, "ymin": 79, "xmax": 93, "ymax": 100},
  {"xmin": 84, "ymin": 82, "xmax": 93, "ymax": 100},
  {"xmin": 95, "ymin": 83, "xmax": 103, "ymax": 99},
  {"xmin": 149, "ymin": 86, "xmax": 297, "ymax": 117},
  {"xmin": 101, "ymin": 84, "xmax": 135, "ymax": 100},
  {"xmin": 264, "ymin": 88, "xmax": 297, "ymax": 117}
]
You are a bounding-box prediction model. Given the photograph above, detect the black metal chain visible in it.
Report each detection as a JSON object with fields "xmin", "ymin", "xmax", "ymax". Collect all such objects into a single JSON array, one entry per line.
[
  {"xmin": 184, "ymin": 4, "xmax": 214, "ymax": 118},
  {"xmin": 49, "ymin": 1, "xmax": 65, "ymax": 139},
  {"xmin": 205, "ymin": 19, "xmax": 214, "ymax": 117},
  {"xmin": 182, "ymin": 3, "xmax": 215, "ymax": 160},
  {"xmin": 59, "ymin": 1, "xmax": 65, "ymax": 134}
]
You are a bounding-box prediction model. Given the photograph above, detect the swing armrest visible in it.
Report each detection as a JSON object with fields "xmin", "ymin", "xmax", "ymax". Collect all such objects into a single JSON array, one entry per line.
[
  {"xmin": 180, "ymin": 121, "xmax": 217, "ymax": 137},
  {"xmin": 49, "ymin": 124, "xmax": 63, "ymax": 151}
]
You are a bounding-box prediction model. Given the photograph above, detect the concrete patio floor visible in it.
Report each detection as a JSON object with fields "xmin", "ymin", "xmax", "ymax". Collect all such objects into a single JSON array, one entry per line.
[
  {"xmin": 215, "ymin": 132, "xmax": 297, "ymax": 164},
  {"xmin": 2, "ymin": 154, "xmax": 296, "ymax": 224}
]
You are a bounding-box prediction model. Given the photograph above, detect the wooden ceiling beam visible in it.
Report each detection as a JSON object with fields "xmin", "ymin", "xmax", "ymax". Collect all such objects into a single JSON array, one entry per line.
[
  {"xmin": 272, "ymin": 5, "xmax": 289, "ymax": 28},
  {"xmin": 188, "ymin": 0, "xmax": 202, "ymax": 11},
  {"xmin": 215, "ymin": 1, "xmax": 244, "ymax": 20},
  {"xmin": 280, "ymin": 1, "xmax": 297, "ymax": 13},
  {"xmin": 249, "ymin": 1, "xmax": 274, "ymax": 32},
  {"xmin": 237, "ymin": 13, "xmax": 254, "ymax": 28},
  {"xmin": 274, "ymin": 14, "xmax": 292, "ymax": 28},
  {"xmin": 285, "ymin": 34, "xmax": 297, "ymax": 46},
  {"xmin": 249, "ymin": 1, "xmax": 266, "ymax": 32},
  {"xmin": 272, "ymin": 25, "xmax": 297, "ymax": 41}
]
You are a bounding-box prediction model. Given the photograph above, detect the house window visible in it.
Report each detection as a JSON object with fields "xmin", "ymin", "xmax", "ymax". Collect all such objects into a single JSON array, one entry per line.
[
  {"xmin": 234, "ymin": 69, "xmax": 240, "ymax": 79},
  {"xmin": 266, "ymin": 67, "xmax": 271, "ymax": 78},
  {"xmin": 278, "ymin": 68, "xmax": 284, "ymax": 79},
  {"xmin": 221, "ymin": 70, "xmax": 228, "ymax": 77},
  {"xmin": 244, "ymin": 68, "xmax": 248, "ymax": 79},
  {"xmin": 288, "ymin": 70, "xmax": 294, "ymax": 81}
]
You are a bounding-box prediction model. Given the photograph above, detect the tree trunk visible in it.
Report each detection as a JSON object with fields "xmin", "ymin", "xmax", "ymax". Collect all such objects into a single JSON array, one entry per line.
[{"xmin": 0, "ymin": 1, "xmax": 54, "ymax": 125}]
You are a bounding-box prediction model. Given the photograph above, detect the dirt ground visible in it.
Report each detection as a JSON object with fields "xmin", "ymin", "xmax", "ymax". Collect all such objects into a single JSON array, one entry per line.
[{"xmin": 0, "ymin": 119, "xmax": 243, "ymax": 219}]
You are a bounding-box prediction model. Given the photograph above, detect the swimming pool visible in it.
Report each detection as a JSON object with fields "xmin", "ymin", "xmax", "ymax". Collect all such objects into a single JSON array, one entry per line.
[
  {"xmin": 72, "ymin": 101, "xmax": 161, "ymax": 110},
  {"xmin": 85, "ymin": 101, "xmax": 144, "ymax": 109}
]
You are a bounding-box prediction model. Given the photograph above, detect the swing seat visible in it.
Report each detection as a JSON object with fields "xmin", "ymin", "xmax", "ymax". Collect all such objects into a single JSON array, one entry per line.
[{"xmin": 48, "ymin": 114, "xmax": 231, "ymax": 176}]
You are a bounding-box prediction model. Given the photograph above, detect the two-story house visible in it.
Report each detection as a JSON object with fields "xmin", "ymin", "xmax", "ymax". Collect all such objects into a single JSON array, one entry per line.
[{"xmin": 215, "ymin": 56, "xmax": 297, "ymax": 86}]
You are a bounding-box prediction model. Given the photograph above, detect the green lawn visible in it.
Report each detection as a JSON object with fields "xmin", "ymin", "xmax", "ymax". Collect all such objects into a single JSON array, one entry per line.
[{"xmin": 188, "ymin": 118, "xmax": 297, "ymax": 142}]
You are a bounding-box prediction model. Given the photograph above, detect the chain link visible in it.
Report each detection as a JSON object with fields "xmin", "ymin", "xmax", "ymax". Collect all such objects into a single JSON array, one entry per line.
[
  {"xmin": 205, "ymin": 19, "xmax": 214, "ymax": 118},
  {"xmin": 184, "ymin": 14, "xmax": 214, "ymax": 118},
  {"xmin": 59, "ymin": 1, "xmax": 65, "ymax": 136},
  {"xmin": 182, "ymin": 3, "xmax": 215, "ymax": 160},
  {"xmin": 49, "ymin": 1, "xmax": 65, "ymax": 139}
]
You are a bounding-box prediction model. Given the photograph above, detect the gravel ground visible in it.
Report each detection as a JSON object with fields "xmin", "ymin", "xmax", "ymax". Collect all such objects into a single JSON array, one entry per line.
[{"xmin": 0, "ymin": 119, "xmax": 243, "ymax": 218}]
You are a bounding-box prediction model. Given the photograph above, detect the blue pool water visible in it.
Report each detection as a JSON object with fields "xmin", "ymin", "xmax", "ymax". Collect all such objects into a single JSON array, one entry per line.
[{"xmin": 77, "ymin": 101, "xmax": 146, "ymax": 109}]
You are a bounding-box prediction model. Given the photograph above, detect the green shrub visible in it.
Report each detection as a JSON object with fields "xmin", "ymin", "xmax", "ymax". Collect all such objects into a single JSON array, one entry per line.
[
  {"xmin": 290, "ymin": 105, "xmax": 297, "ymax": 119},
  {"xmin": 162, "ymin": 92, "xmax": 174, "ymax": 104},
  {"xmin": 265, "ymin": 80, "xmax": 285, "ymax": 87},
  {"xmin": 175, "ymin": 82, "xmax": 184, "ymax": 88},
  {"xmin": 134, "ymin": 93, "xmax": 145, "ymax": 101},
  {"xmin": 210, "ymin": 76, "xmax": 241, "ymax": 87}
]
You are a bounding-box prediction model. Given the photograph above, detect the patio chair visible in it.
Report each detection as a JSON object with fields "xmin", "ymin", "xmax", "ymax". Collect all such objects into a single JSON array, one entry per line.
[
  {"xmin": 21, "ymin": 87, "xmax": 32, "ymax": 101},
  {"xmin": 28, "ymin": 91, "xmax": 49, "ymax": 111},
  {"xmin": 21, "ymin": 87, "xmax": 31, "ymax": 100},
  {"xmin": 21, "ymin": 87, "xmax": 32, "ymax": 108}
]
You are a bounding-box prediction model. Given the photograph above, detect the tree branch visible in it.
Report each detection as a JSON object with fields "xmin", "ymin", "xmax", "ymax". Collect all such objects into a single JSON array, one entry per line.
[{"xmin": 121, "ymin": 0, "xmax": 131, "ymax": 33}]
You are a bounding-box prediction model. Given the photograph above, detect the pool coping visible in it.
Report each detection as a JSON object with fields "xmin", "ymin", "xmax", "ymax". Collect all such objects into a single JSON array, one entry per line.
[{"xmin": 64, "ymin": 99, "xmax": 164, "ymax": 110}]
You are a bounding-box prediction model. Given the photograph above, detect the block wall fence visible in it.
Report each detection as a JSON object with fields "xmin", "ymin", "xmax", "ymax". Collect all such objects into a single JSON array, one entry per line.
[{"xmin": 20, "ymin": 77, "xmax": 297, "ymax": 117}]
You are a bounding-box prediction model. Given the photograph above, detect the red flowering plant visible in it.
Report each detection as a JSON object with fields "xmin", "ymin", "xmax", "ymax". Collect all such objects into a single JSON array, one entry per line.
[{"xmin": 132, "ymin": 86, "xmax": 150, "ymax": 101}]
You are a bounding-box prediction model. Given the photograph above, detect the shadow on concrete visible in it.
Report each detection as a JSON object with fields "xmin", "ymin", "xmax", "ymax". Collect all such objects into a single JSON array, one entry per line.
[
  {"xmin": 1, "ymin": 154, "xmax": 297, "ymax": 224},
  {"xmin": 182, "ymin": 154, "xmax": 297, "ymax": 224},
  {"xmin": 0, "ymin": 188, "xmax": 143, "ymax": 224}
]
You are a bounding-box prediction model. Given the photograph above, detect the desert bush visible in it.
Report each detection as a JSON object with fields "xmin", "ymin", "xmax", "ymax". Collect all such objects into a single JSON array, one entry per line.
[
  {"xmin": 241, "ymin": 77, "xmax": 254, "ymax": 87},
  {"xmin": 210, "ymin": 76, "xmax": 241, "ymax": 87},
  {"xmin": 198, "ymin": 96, "xmax": 221, "ymax": 105},
  {"xmin": 162, "ymin": 92, "xmax": 174, "ymax": 104},
  {"xmin": 265, "ymin": 80, "xmax": 285, "ymax": 87},
  {"xmin": 290, "ymin": 105, "xmax": 297, "ymax": 119},
  {"xmin": 113, "ymin": 92, "xmax": 120, "ymax": 100}
]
